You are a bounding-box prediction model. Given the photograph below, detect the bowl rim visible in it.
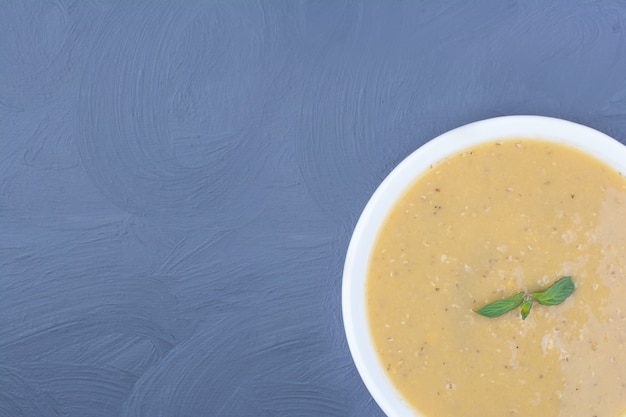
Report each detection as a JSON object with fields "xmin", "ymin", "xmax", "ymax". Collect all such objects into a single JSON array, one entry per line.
[{"xmin": 341, "ymin": 115, "xmax": 626, "ymax": 417}]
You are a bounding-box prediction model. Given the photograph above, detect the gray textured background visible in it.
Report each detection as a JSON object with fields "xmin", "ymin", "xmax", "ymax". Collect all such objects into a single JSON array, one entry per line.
[{"xmin": 2, "ymin": 1, "xmax": 626, "ymax": 416}]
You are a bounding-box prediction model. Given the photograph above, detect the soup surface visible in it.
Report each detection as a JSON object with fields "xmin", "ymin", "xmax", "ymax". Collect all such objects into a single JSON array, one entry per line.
[{"xmin": 367, "ymin": 140, "xmax": 626, "ymax": 417}]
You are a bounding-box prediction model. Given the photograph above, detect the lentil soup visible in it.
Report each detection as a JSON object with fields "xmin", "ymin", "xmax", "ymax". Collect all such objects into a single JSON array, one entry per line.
[{"xmin": 367, "ymin": 140, "xmax": 626, "ymax": 417}]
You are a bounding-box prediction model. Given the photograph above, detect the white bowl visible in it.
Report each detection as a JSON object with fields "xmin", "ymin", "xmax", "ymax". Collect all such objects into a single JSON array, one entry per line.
[{"xmin": 341, "ymin": 115, "xmax": 626, "ymax": 417}]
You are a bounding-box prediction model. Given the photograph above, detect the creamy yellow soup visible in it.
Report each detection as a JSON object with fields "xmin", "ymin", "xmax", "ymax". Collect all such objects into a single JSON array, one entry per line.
[{"xmin": 367, "ymin": 140, "xmax": 626, "ymax": 417}]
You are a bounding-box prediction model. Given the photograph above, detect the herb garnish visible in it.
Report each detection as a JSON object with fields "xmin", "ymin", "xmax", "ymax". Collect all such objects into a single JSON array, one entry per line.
[
  {"xmin": 532, "ymin": 277, "xmax": 576, "ymax": 306},
  {"xmin": 520, "ymin": 298, "xmax": 533, "ymax": 320},
  {"xmin": 475, "ymin": 292, "xmax": 524, "ymax": 318},
  {"xmin": 475, "ymin": 276, "xmax": 575, "ymax": 320}
]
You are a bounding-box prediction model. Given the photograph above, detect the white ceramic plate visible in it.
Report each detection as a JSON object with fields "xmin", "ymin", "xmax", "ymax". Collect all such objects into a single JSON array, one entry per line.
[{"xmin": 342, "ymin": 115, "xmax": 626, "ymax": 417}]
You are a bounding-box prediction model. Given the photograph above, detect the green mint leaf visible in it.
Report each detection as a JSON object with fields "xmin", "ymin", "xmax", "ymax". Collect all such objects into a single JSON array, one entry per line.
[
  {"xmin": 475, "ymin": 292, "xmax": 525, "ymax": 318},
  {"xmin": 520, "ymin": 298, "xmax": 533, "ymax": 320},
  {"xmin": 532, "ymin": 276, "xmax": 576, "ymax": 306}
]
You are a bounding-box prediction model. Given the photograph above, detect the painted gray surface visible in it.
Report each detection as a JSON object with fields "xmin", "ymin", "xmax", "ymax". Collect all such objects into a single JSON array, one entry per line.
[{"xmin": 2, "ymin": 1, "xmax": 626, "ymax": 416}]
